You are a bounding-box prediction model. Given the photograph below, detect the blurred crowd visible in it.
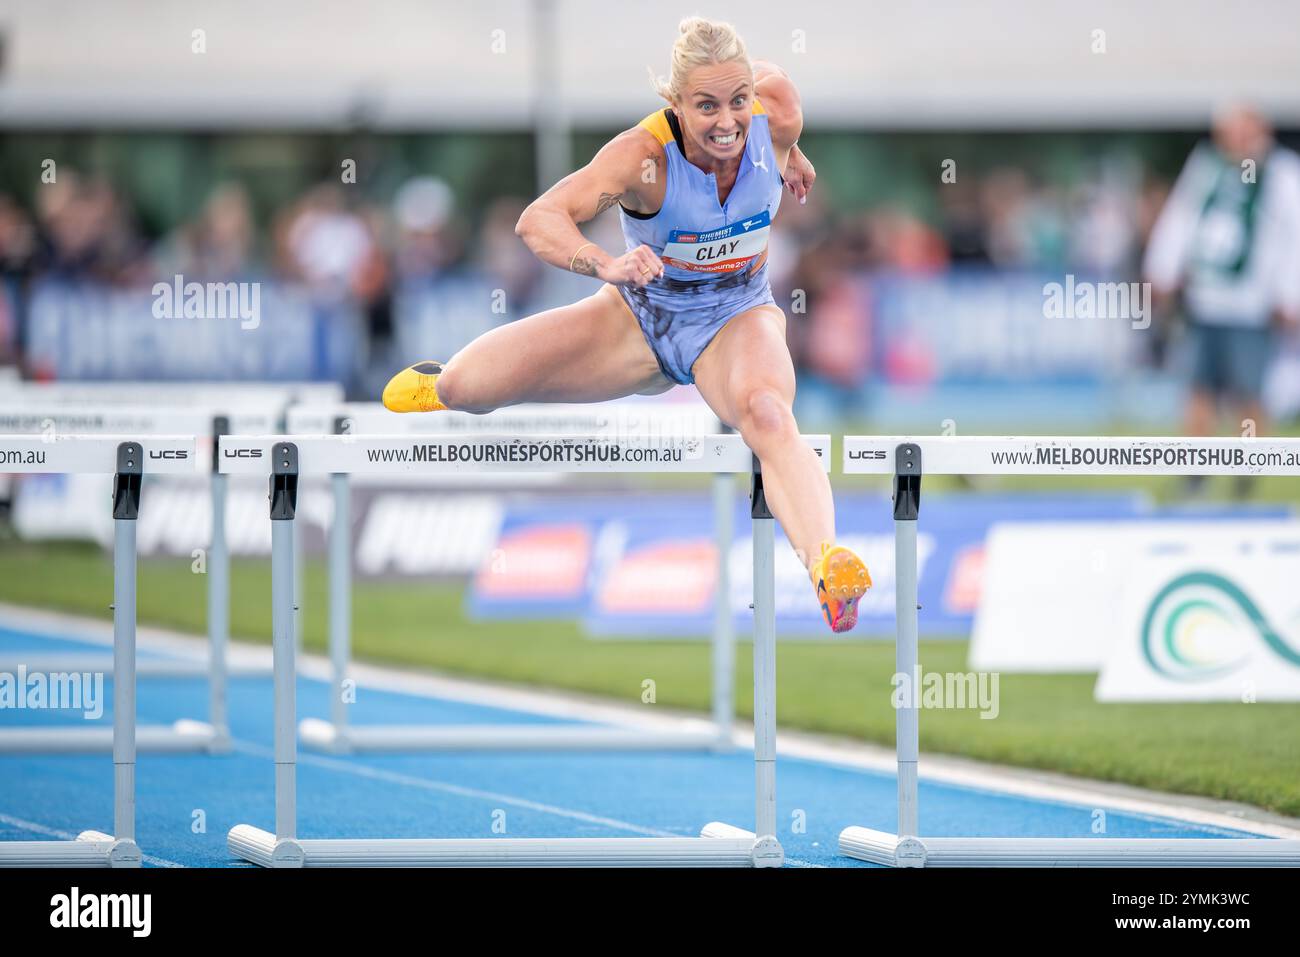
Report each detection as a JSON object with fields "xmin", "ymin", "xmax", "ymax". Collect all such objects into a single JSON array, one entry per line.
[
  {"xmin": 0, "ymin": 145, "xmax": 1178, "ymax": 400},
  {"xmin": 0, "ymin": 172, "xmax": 541, "ymax": 374},
  {"xmin": 766, "ymin": 160, "xmax": 1173, "ymax": 402}
]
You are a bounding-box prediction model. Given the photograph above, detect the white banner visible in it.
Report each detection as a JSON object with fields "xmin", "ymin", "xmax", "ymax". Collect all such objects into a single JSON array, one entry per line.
[
  {"xmin": 1096, "ymin": 549, "xmax": 1300, "ymax": 701},
  {"xmin": 970, "ymin": 521, "xmax": 1299, "ymax": 673}
]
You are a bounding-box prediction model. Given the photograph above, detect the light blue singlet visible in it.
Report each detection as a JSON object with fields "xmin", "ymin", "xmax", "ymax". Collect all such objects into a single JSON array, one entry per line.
[{"xmin": 616, "ymin": 100, "xmax": 785, "ymax": 384}]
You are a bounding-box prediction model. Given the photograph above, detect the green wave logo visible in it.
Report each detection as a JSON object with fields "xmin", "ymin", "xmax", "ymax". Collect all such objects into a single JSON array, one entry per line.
[{"xmin": 1140, "ymin": 571, "xmax": 1300, "ymax": 681}]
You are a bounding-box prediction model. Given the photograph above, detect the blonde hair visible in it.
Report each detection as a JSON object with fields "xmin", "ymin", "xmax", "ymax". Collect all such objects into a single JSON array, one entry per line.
[{"xmin": 647, "ymin": 16, "xmax": 752, "ymax": 105}]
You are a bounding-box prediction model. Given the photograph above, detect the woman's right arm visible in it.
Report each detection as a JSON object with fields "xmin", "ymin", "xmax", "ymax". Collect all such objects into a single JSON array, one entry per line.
[{"xmin": 514, "ymin": 130, "xmax": 665, "ymax": 287}]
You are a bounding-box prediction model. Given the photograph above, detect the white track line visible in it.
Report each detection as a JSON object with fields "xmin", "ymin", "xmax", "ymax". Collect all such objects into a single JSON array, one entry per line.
[{"xmin": 0, "ymin": 811, "xmax": 184, "ymax": 867}]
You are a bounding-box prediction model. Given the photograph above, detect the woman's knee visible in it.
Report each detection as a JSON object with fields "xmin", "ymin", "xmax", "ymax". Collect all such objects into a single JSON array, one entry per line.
[
  {"xmin": 434, "ymin": 359, "xmax": 491, "ymax": 414},
  {"xmin": 738, "ymin": 386, "xmax": 797, "ymax": 444}
]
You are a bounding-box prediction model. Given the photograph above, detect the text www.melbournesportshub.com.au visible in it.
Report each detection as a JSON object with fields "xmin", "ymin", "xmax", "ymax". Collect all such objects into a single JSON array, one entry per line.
[
  {"xmin": 365, "ymin": 441, "xmax": 687, "ymax": 465},
  {"xmin": 989, "ymin": 445, "xmax": 1300, "ymax": 470}
]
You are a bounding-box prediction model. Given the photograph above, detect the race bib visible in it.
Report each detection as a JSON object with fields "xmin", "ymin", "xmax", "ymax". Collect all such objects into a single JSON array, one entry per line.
[{"xmin": 660, "ymin": 211, "xmax": 771, "ymax": 274}]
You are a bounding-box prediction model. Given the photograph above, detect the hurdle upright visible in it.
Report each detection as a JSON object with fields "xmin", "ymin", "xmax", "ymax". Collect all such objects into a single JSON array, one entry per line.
[
  {"xmin": 839, "ymin": 434, "xmax": 1300, "ymax": 868},
  {"xmin": 225, "ymin": 430, "xmax": 829, "ymax": 867},
  {"xmin": 0, "ymin": 434, "xmax": 195, "ymax": 866},
  {"xmin": 285, "ymin": 400, "xmax": 739, "ymax": 754}
]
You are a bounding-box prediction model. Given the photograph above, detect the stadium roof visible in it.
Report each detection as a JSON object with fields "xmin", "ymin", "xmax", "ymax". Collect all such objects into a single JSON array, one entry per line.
[{"xmin": 2, "ymin": 0, "xmax": 1298, "ymax": 129}]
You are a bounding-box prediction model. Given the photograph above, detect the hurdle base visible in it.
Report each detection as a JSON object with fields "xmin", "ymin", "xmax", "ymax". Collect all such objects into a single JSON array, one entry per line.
[
  {"xmin": 699, "ymin": 821, "xmax": 784, "ymax": 867},
  {"xmin": 839, "ymin": 826, "xmax": 1300, "ymax": 867},
  {"xmin": 298, "ymin": 718, "xmax": 731, "ymax": 754},
  {"xmin": 0, "ymin": 719, "xmax": 230, "ymax": 754},
  {"xmin": 228, "ymin": 823, "xmax": 781, "ymax": 868},
  {"xmin": 0, "ymin": 830, "xmax": 141, "ymax": 868}
]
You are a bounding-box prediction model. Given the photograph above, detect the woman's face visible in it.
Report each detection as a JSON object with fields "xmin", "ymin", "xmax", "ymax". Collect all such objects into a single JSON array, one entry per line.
[{"xmin": 674, "ymin": 61, "xmax": 753, "ymax": 165}]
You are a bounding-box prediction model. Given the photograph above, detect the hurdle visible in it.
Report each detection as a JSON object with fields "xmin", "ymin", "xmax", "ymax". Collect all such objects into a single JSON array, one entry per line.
[
  {"xmin": 224, "ymin": 430, "xmax": 829, "ymax": 866},
  {"xmin": 284, "ymin": 400, "xmax": 739, "ymax": 753},
  {"xmin": 838, "ymin": 435, "xmax": 1300, "ymax": 868},
  {"xmin": 0, "ymin": 405, "xmax": 275, "ymax": 754},
  {"xmin": 0, "ymin": 434, "xmax": 194, "ymax": 866}
]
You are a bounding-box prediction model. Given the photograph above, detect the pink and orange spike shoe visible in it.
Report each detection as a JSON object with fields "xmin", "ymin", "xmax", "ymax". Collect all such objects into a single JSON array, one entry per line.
[{"xmin": 809, "ymin": 542, "xmax": 872, "ymax": 633}]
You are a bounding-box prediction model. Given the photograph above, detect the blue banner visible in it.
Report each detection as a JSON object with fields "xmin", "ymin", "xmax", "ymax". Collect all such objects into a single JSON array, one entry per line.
[
  {"xmin": 868, "ymin": 267, "xmax": 1143, "ymax": 386},
  {"xmin": 21, "ymin": 278, "xmax": 363, "ymax": 382},
  {"xmin": 464, "ymin": 491, "xmax": 1286, "ymax": 638}
]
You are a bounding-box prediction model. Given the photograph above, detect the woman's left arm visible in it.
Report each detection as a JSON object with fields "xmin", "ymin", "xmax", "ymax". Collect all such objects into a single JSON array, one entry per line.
[{"xmin": 752, "ymin": 60, "xmax": 814, "ymax": 204}]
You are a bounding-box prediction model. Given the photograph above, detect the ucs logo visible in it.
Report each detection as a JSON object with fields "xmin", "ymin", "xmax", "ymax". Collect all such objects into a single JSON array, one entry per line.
[
  {"xmin": 847, "ymin": 449, "xmax": 888, "ymax": 460},
  {"xmin": 148, "ymin": 449, "xmax": 189, "ymax": 460},
  {"xmin": 223, "ymin": 448, "xmax": 264, "ymax": 458}
]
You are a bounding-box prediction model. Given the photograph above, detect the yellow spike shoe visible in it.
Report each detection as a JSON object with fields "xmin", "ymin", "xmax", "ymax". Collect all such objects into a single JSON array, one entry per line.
[
  {"xmin": 382, "ymin": 360, "xmax": 448, "ymax": 412},
  {"xmin": 809, "ymin": 542, "xmax": 872, "ymax": 634}
]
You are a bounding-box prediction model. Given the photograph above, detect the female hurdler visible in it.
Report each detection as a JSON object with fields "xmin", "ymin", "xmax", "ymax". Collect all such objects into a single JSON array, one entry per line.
[{"xmin": 383, "ymin": 17, "xmax": 871, "ymax": 632}]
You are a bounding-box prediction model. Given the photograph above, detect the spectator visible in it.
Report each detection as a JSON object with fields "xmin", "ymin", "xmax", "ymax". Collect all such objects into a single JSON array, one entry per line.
[
  {"xmin": 279, "ymin": 183, "xmax": 384, "ymax": 301},
  {"xmin": 0, "ymin": 195, "xmax": 37, "ymax": 366},
  {"xmin": 939, "ymin": 178, "xmax": 990, "ymax": 264},
  {"xmin": 472, "ymin": 196, "xmax": 544, "ymax": 317},
  {"xmin": 391, "ymin": 176, "xmax": 461, "ymax": 282},
  {"xmin": 35, "ymin": 172, "xmax": 147, "ymax": 283},
  {"xmin": 1143, "ymin": 103, "xmax": 1300, "ymax": 496}
]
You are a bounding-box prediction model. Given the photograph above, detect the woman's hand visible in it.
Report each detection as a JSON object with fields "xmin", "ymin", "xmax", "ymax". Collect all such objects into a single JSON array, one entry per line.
[
  {"xmin": 783, "ymin": 145, "xmax": 816, "ymax": 205},
  {"xmin": 599, "ymin": 244, "xmax": 665, "ymax": 287}
]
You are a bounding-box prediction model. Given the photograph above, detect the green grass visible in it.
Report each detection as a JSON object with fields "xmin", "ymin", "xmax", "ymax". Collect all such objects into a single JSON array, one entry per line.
[{"xmin": 2, "ymin": 539, "xmax": 1298, "ymax": 818}]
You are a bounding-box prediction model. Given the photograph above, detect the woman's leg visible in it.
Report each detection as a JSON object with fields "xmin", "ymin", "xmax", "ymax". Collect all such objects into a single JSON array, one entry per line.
[
  {"xmin": 689, "ymin": 303, "xmax": 834, "ymax": 572},
  {"xmin": 433, "ymin": 284, "xmax": 672, "ymax": 412}
]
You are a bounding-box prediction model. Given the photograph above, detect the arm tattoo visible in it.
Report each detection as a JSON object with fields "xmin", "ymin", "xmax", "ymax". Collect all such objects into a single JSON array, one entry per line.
[
  {"xmin": 595, "ymin": 192, "xmax": 624, "ymax": 215},
  {"xmin": 571, "ymin": 256, "xmax": 599, "ymax": 277}
]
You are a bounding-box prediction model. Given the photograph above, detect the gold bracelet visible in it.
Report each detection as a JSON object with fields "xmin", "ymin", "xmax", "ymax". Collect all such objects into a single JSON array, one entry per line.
[{"xmin": 569, "ymin": 241, "xmax": 596, "ymax": 271}]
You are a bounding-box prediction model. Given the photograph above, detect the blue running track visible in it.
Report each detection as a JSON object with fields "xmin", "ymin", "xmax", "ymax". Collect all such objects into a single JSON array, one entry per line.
[{"xmin": 0, "ymin": 620, "xmax": 1281, "ymax": 867}]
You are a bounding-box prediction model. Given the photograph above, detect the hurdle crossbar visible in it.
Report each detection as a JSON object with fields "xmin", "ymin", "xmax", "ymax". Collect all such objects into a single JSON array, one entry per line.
[
  {"xmin": 0, "ymin": 434, "xmax": 195, "ymax": 866},
  {"xmin": 225, "ymin": 432, "xmax": 828, "ymax": 867},
  {"xmin": 839, "ymin": 435, "xmax": 1300, "ymax": 868},
  {"xmin": 284, "ymin": 402, "xmax": 743, "ymax": 754}
]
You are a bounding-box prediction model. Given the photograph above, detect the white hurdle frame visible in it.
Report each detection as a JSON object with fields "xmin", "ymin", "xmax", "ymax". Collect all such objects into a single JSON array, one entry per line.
[
  {"xmin": 224, "ymin": 431, "xmax": 829, "ymax": 867},
  {"xmin": 0, "ymin": 406, "xmax": 277, "ymax": 754},
  {"xmin": 284, "ymin": 401, "xmax": 738, "ymax": 753},
  {"xmin": 839, "ymin": 435, "xmax": 1300, "ymax": 868},
  {"xmin": 0, "ymin": 434, "xmax": 195, "ymax": 866}
]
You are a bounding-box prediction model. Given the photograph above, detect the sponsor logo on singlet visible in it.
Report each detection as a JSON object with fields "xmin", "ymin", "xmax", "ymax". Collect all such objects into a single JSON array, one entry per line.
[{"xmin": 661, "ymin": 210, "xmax": 770, "ymax": 274}]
